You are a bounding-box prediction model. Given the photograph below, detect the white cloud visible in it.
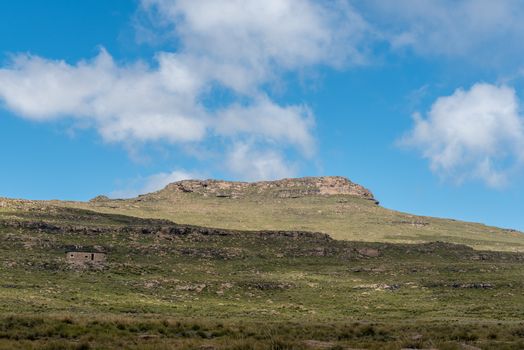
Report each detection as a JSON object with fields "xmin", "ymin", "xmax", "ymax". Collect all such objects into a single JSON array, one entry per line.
[
  {"xmin": 360, "ymin": 0, "xmax": 524, "ymax": 62},
  {"xmin": 225, "ymin": 142, "xmax": 297, "ymax": 181},
  {"xmin": 0, "ymin": 1, "xmax": 371, "ymax": 181},
  {"xmin": 142, "ymin": 0, "xmax": 372, "ymax": 92},
  {"xmin": 214, "ymin": 98, "xmax": 316, "ymax": 156},
  {"xmin": 140, "ymin": 169, "xmax": 196, "ymax": 194},
  {"xmin": 110, "ymin": 169, "xmax": 197, "ymax": 198},
  {"xmin": 0, "ymin": 50, "xmax": 207, "ymax": 143},
  {"xmin": 402, "ymin": 83, "xmax": 524, "ymax": 187}
]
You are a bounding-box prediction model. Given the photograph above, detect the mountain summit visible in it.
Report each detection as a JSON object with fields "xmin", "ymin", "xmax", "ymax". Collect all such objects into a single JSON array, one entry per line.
[{"xmin": 153, "ymin": 176, "xmax": 375, "ymax": 201}]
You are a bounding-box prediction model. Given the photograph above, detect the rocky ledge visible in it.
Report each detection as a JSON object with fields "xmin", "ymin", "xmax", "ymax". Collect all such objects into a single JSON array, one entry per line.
[{"xmin": 156, "ymin": 176, "xmax": 376, "ymax": 201}]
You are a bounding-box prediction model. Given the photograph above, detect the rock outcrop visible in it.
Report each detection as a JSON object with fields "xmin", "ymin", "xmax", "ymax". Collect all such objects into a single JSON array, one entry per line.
[
  {"xmin": 89, "ymin": 195, "xmax": 110, "ymax": 203},
  {"xmin": 0, "ymin": 217, "xmax": 332, "ymax": 243},
  {"xmin": 153, "ymin": 176, "xmax": 375, "ymax": 201}
]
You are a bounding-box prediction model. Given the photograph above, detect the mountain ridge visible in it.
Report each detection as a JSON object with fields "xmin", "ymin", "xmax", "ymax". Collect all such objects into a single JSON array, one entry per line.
[
  {"xmin": 137, "ymin": 176, "xmax": 376, "ymax": 201},
  {"xmin": 2, "ymin": 176, "xmax": 523, "ymax": 251},
  {"xmin": 68, "ymin": 175, "xmax": 524, "ymax": 252}
]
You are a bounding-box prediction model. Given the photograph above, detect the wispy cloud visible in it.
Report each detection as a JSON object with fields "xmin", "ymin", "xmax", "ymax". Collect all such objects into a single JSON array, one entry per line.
[
  {"xmin": 110, "ymin": 169, "xmax": 198, "ymax": 198},
  {"xmin": 360, "ymin": 0, "xmax": 524, "ymax": 64},
  {"xmin": 225, "ymin": 142, "xmax": 297, "ymax": 181}
]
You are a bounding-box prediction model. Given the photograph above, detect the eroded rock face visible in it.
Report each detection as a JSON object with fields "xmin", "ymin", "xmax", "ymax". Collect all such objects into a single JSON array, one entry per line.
[{"xmin": 158, "ymin": 176, "xmax": 375, "ymax": 201}]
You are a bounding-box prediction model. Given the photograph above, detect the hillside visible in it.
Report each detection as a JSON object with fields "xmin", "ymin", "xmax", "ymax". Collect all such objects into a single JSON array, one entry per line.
[
  {"xmin": 1, "ymin": 201, "xmax": 524, "ymax": 349},
  {"xmin": 63, "ymin": 176, "xmax": 524, "ymax": 252}
]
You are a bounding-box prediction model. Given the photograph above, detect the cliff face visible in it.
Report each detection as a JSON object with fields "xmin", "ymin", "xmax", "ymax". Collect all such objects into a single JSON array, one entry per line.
[{"xmin": 157, "ymin": 176, "xmax": 375, "ymax": 201}]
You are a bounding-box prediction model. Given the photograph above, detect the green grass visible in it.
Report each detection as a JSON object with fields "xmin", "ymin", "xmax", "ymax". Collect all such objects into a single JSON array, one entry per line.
[
  {"xmin": 1, "ymin": 205, "xmax": 524, "ymax": 348},
  {"xmin": 57, "ymin": 191, "xmax": 524, "ymax": 252},
  {"xmin": 1, "ymin": 316, "xmax": 524, "ymax": 349}
]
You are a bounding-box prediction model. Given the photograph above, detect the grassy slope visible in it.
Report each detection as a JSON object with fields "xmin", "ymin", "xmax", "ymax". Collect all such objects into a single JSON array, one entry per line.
[
  {"xmin": 61, "ymin": 191, "xmax": 524, "ymax": 252},
  {"xmin": 0, "ymin": 203, "xmax": 524, "ymax": 349}
]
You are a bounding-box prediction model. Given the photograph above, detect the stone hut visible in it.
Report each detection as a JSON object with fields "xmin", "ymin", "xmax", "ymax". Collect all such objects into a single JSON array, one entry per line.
[{"xmin": 66, "ymin": 250, "xmax": 107, "ymax": 265}]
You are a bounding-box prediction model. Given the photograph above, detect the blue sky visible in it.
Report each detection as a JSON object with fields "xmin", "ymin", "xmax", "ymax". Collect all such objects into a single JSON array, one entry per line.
[{"xmin": 1, "ymin": 0, "xmax": 524, "ymax": 231}]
